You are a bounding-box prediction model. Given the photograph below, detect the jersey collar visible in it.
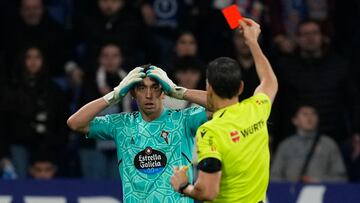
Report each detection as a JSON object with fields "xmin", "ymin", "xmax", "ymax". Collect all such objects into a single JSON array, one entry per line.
[
  {"xmin": 138, "ymin": 107, "xmax": 169, "ymax": 123},
  {"xmin": 213, "ymin": 103, "xmax": 238, "ymax": 119}
]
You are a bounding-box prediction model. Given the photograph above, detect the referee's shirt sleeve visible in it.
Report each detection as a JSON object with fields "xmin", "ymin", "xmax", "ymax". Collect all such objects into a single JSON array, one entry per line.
[
  {"xmin": 247, "ymin": 93, "xmax": 272, "ymax": 120},
  {"xmin": 196, "ymin": 126, "xmax": 222, "ymax": 163},
  {"xmin": 87, "ymin": 114, "xmax": 117, "ymax": 140}
]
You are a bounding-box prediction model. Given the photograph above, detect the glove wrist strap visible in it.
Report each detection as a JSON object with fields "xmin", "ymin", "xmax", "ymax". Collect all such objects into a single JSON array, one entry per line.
[
  {"xmin": 172, "ymin": 87, "xmax": 188, "ymax": 100},
  {"xmin": 103, "ymin": 91, "xmax": 120, "ymax": 105}
]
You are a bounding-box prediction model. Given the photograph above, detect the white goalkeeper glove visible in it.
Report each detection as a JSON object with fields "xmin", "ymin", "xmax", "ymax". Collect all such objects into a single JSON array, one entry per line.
[
  {"xmin": 103, "ymin": 67, "xmax": 145, "ymax": 105},
  {"xmin": 146, "ymin": 65, "xmax": 187, "ymax": 100}
]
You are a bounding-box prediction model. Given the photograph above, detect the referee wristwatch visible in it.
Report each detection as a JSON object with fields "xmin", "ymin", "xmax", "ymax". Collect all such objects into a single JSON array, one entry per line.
[{"xmin": 179, "ymin": 182, "xmax": 190, "ymax": 194}]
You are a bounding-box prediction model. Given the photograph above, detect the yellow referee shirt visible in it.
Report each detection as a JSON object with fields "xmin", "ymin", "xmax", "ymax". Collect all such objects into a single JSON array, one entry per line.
[{"xmin": 196, "ymin": 93, "xmax": 271, "ymax": 203}]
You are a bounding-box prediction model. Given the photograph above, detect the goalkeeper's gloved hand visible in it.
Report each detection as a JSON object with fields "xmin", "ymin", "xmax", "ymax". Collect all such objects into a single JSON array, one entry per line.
[
  {"xmin": 103, "ymin": 67, "xmax": 145, "ymax": 105},
  {"xmin": 146, "ymin": 65, "xmax": 187, "ymax": 100}
]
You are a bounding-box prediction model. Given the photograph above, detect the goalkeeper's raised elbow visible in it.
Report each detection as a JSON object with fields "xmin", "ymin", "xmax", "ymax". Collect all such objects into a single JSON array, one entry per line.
[{"xmin": 67, "ymin": 116, "xmax": 89, "ymax": 134}]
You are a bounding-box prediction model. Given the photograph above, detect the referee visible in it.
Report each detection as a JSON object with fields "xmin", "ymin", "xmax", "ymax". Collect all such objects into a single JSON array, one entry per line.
[{"xmin": 170, "ymin": 18, "xmax": 278, "ymax": 203}]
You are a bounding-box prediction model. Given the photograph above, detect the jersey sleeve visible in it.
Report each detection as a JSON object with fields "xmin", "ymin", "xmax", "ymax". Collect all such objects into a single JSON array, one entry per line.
[
  {"xmin": 87, "ymin": 114, "xmax": 123, "ymax": 140},
  {"xmin": 196, "ymin": 126, "xmax": 222, "ymax": 163},
  {"xmin": 184, "ymin": 106, "xmax": 207, "ymax": 137},
  {"xmin": 247, "ymin": 93, "xmax": 272, "ymax": 120}
]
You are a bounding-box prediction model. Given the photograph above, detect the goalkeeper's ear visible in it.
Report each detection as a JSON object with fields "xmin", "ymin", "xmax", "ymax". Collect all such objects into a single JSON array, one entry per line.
[{"xmin": 160, "ymin": 91, "xmax": 165, "ymax": 99}]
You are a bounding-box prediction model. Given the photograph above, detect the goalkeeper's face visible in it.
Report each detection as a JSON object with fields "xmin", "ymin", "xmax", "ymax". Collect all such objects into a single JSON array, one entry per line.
[{"xmin": 133, "ymin": 77, "xmax": 165, "ymax": 117}]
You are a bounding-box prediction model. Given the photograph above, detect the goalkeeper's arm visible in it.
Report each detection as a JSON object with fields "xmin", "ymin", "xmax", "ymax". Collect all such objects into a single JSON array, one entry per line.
[
  {"xmin": 67, "ymin": 67, "xmax": 145, "ymax": 133},
  {"xmin": 67, "ymin": 98, "xmax": 109, "ymax": 133}
]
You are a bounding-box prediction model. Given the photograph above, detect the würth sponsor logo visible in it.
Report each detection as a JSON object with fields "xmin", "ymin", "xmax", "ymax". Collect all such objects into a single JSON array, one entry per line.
[
  {"xmin": 241, "ymin": 120, "xmax": 265, "ymax": 137},
  {"xmin": 230, "ymin": 130, "xmax": 240, "ymax": 143}
]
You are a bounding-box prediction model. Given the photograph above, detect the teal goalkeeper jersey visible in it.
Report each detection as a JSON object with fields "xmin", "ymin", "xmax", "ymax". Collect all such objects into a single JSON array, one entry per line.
[{"xmin": 88, "ymin": 106, "xmax": 207, "ymax": 203}]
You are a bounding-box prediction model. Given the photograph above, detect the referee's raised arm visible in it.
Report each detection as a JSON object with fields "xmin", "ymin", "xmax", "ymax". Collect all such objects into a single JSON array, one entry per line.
[{"xmin": 240, "ymin": 18, "xmax": 278, "ymax": 103}]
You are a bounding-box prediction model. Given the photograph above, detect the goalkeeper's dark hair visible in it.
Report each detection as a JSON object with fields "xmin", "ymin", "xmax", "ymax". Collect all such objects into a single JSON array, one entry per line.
[
  {"xmin": 206, "ymin": 57, "xmax": 242, "ymax": 99},
  {"xmin": 135, "ymin": 64, "xmax": 160, "ymax": 88},
  {"xmin": 141, "ymin": 64, "xmax": 152, "ymax": 73}
]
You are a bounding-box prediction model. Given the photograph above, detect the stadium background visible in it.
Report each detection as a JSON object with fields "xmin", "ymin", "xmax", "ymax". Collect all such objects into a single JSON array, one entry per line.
[{"xmin": 0, "ymin": 0, "xmax": 359, "ymax": 202}]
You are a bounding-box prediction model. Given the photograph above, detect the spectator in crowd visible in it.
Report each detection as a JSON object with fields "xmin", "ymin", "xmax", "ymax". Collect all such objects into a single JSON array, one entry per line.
[
  {"xmin": 267, "ymin": 0, "xmax": 335, "ymax": 55},
  {"xmin": 75, "ymin": 0, "xmax": 153, "ymax": 73},
  {"xmin": 275, "ymin": 20, "xmax": 359, "ymax": 144},
  {"xmin": 29, "ymin": 152, "xmax": 57, "ymax": 179},
  {"xmin": 95, "ymin": 42, "xmax": 133, "ymax": 113},
  {"xmin": 164, "ymin": 56, "xmax": 204, "ymax": 109},
  {"xmin": 1, "ymin": 0, "xmax": 69, "ymax": 77},
  {"xmin": 231, "ymin": 30, "xmax": 260, "ymax": 101},
  {"xmin": 5, "ymin": 46, "xmax": 68, "ymax": 178},
  {"xmin": 165, "ymin": 31, "xmax": 201, "ymax": 69},
  {"xmin": 78, "ymin": 42, "xmax": 133, "ymax": 179},
  {"xmin": 140, "ymin": 0, "xmax": 194, "ymax": 65},
  {"xmin": 341, "ymin": 133, "xmax": 360, "ymax": 182},
  {"xmin": 271, "ymin": 105, "xmax": 347, "ymax": 183},
  {"xmin": 175, "ymin": 31, "xmax": 198, "ymax": 58}
]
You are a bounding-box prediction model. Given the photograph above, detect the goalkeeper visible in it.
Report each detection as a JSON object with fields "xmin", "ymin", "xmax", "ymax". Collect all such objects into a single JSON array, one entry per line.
[
  {"xmin": 67, "ymin": 65, "xmax": 208, "ymax": 203},
  {"xmin": 170, "ymin": 18, "xmax": 278, "ymax": 203}
]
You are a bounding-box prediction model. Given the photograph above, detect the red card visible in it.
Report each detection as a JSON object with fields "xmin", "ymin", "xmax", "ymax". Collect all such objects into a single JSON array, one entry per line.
[{"xmin": 222, "ymin": 5, "xmax": 243, "ymax": 30}]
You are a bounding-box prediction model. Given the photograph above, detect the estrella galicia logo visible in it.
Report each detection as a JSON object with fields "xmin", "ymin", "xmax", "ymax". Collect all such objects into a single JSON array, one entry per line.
[{"xmin": 134, "ymin": 147, "xmax": 167, "ymax": 175}]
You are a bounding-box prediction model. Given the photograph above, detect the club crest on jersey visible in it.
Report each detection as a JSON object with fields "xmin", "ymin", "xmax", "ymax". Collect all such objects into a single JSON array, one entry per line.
[
  {"xmin": 134, "ymin": 147, "xmax": 167, "ymax": 175},
  {"xmin": 160, "ymin": 130, "xmax": 169, "ymax": 144},
  {"xmin": 230, "ymin": 130, "xmax": 240, "ymax": 143}
]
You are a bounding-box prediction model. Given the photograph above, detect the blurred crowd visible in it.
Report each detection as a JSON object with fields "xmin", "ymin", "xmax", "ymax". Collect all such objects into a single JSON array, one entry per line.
[{"xmin": 0, "ymin": 0, "xmax": 359, "ymax": 182}]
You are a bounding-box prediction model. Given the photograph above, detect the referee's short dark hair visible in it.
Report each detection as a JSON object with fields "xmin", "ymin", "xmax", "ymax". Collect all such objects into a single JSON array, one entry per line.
[{"xmin": 207, "ymin": 57, "xmax": 242, "ymax": 99}]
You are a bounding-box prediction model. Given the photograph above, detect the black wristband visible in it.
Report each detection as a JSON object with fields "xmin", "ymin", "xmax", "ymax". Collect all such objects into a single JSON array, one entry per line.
[{"xmin": 179, "ymin": 182, "xmax": 190, "ymax": 194}]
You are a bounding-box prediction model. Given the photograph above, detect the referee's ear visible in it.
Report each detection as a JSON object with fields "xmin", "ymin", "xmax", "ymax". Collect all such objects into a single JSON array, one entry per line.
[
  {"xmin": 238, "ymin": 81, "xmax": 244, "ymax": 96},
  {"xmin": 206, "ymin": 80, "xmax": 213, "ymax": 93}
]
